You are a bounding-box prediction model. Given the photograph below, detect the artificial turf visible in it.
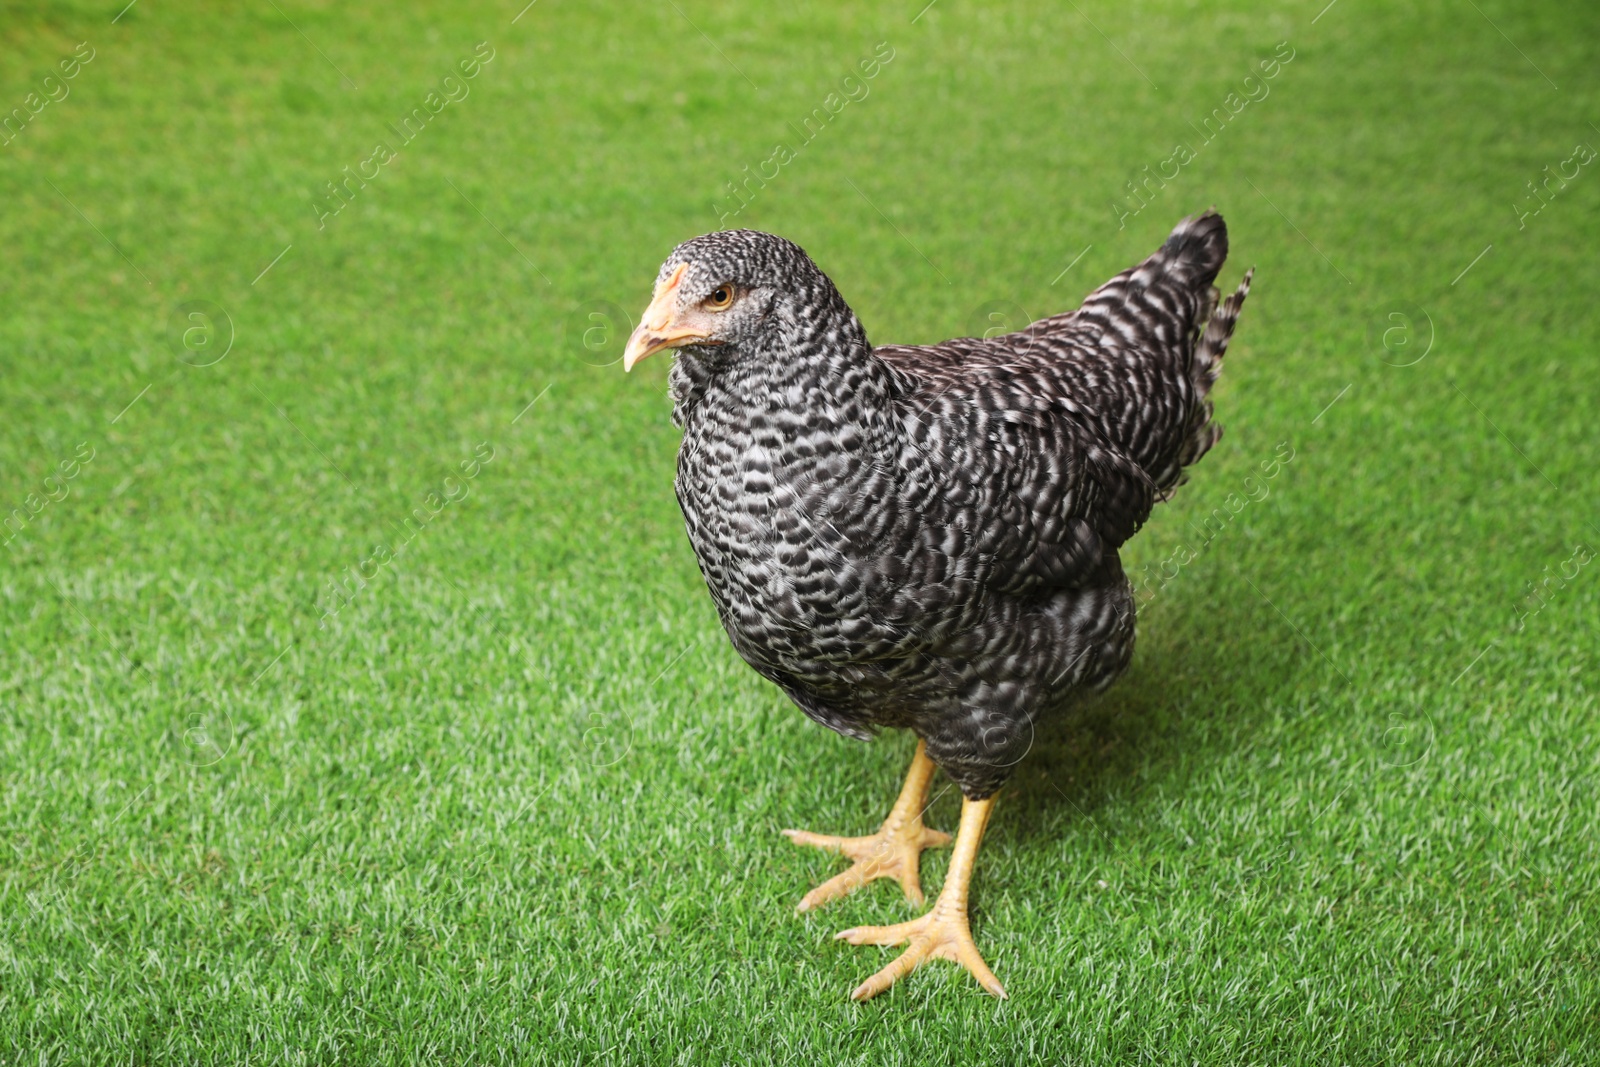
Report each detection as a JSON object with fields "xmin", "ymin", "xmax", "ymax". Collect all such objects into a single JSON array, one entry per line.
[{"xmin": 2, "ymin": 0, "xmax": 1597, "ymax": 1062}]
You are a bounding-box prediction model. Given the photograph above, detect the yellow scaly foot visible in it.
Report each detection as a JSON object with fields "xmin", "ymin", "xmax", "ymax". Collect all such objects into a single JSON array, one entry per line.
[
  {"xmin": 783, "ymin": 740, "xmax": 951, "ymax": 911},
  {"xmin": 835, "ymin": 793, "xmax": 1005, "ymax": 1001}
]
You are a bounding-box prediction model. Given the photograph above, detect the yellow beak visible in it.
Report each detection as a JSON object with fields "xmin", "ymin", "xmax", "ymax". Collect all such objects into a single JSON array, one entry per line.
[{"xmin": 623, "ymin": 263, "xmax": 710, "ymax": 372}]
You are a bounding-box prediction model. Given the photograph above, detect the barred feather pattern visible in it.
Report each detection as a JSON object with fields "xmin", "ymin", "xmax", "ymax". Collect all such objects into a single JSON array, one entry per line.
[{"xmin": 662, "ymin": 213, "xmax": 1251, "ymax": 797}]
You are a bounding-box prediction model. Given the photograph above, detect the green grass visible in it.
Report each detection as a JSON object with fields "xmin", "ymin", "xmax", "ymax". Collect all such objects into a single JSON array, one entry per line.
[{"xmin": 3, "ymin": 0, "xmax": 1598, "ymax": 1062}]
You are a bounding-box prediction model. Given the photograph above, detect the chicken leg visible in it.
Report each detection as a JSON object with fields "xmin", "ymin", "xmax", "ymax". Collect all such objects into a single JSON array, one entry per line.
[
  {"xmin": 834, "ymin": 793, "xmax": 1005, "ymax": 1000},
  {"xmin": 783, "ymin": 740, "xmax": 952, "ymax": 911}
]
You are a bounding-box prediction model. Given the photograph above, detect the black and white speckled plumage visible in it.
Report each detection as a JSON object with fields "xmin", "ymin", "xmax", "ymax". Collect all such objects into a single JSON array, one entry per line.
[{"xmin": 655, "ymin": 213, "xmax": 1252, "ymax": 798}]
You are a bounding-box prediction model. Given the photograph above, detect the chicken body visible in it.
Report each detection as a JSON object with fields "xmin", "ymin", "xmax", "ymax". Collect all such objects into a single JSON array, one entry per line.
[{"xmin": 664, "ymin": 212, "xmax": 1250, "ymax": 798}]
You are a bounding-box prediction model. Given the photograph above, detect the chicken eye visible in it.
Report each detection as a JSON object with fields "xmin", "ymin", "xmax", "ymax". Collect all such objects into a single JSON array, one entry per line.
[{"xmin": 704, "ymin": 286, "xmax": 734, "ymax": 310}]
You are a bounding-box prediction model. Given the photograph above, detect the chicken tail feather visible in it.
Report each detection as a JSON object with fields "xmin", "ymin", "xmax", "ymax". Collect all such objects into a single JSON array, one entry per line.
[{"xmin": 1163, "ymin": 264, "xmax": 1253, "ymax": 498}]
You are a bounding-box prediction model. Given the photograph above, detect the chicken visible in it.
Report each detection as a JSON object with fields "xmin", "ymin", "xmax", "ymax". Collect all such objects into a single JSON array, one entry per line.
[{"xmin": 622, "ymin": 211, "xmax": 1252, "ymax": 1000}]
